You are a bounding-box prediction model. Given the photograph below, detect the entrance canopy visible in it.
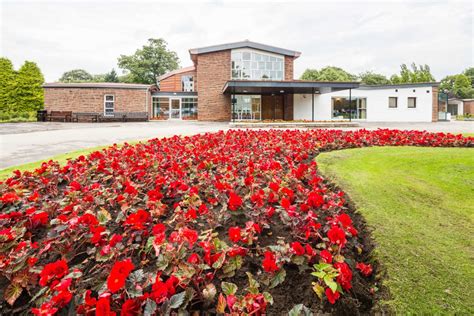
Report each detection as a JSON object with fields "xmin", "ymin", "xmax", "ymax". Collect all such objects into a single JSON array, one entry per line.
[{"xmin": 223, "ymin": 80, "xmax": 360, "ymax": 95}]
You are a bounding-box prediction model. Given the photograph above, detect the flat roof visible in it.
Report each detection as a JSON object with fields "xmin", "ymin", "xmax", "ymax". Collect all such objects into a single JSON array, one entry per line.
[
  {"xmin": 358, "ymin": 82, "xmax": 439, "ymax": 89},
  {"xmin": 189, "ymin": 40, "xmax": 301, "ymax": 58},
  {"xmin": 223, "ymin": 80, "xmax": 360, "ymax": 94},
  {"xmin": 43, "ymin": 82, "xmax": 152, "ymax": 89}
]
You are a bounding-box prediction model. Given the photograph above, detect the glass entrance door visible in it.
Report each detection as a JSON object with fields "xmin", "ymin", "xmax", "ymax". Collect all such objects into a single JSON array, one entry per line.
[{"xmin": 170, "ymin": 99, "xmax": 181, "ymax": 119}]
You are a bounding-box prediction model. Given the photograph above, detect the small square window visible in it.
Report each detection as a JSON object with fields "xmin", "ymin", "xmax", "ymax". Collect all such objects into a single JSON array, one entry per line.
[
  {"xmin": 389, "ymin": 97, "xmax": 398, "ymax": 108},
  {"xmin": 408, "ymin": 97, "xmax": 416, "ymax": 108}
]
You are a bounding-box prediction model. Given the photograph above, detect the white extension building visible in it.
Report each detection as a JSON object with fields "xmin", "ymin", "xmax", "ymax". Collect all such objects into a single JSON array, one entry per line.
[{"xmin": 294, "ymin": 83, "xmax": 438, "ymax": 122}]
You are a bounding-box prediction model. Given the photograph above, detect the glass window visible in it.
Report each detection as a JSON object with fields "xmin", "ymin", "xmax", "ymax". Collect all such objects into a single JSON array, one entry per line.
[
  {"xmin": 332, "ymin": 97, "xmax": 367, "ymax": 120},
  {"xmin": 104, "ymin": 95, "xmax": 114, "ymax": 116},
  {"xmin": 389, "ymin": 97, "xmax": 398, "ymax": 108},
  {"xmin": 408, "ymin": 97, "xmax": 416, "ymax": 108},
  {"xmin": 231, "ymin": 50, "xmax": 284, "ymax": 80},
  {"xmin": 181, "ymin": 75, "xmax": 194, "ymax": 92},
  {"xmin": 152, "ymin": 97, "xmax": 170, "ymax": 119},
  {"xmin": 232, "ymin": 95, "xmax": 261, "ymax": 121},
  {"xmin": 181, "ymin": 97, "xmax": 198, "ymax": 120}
]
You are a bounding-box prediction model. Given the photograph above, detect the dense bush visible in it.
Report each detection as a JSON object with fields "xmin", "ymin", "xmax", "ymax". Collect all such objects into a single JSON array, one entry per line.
[
  {"xmin": 0, "ymin": 129, "xmax": 472, "ymax": 315},
  {"xmin": 0, "ymin": 57, "xmax": 44, "ymax": 116}
]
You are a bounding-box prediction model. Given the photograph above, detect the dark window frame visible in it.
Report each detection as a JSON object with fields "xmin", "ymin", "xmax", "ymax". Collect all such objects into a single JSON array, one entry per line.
[
  {"xmin": 408, "ymin": 97, "xmax": 417, "ymax": 108},
  {"xmin": 388, "ymin": 97, "xmax": 398, "ymax": 108}
]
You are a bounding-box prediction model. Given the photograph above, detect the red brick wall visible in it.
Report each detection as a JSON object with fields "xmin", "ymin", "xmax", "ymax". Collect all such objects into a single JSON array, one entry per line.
[
  {"xmin": 44, "ymin": 88, "xmax": 150, "ymax": 114},
  {"xmin": 432, "ymin": 87, "xmax": 438, "ymax": 122},
  {"xmin": 463, "ymin": 100, "xmax": 474, "ymax": 115},
  {"xmin": 196, "ymin": 50, "xmax": 231, "ymax": 121},
  {"xmin": 284, "ymin": 56, "xmax": 295, "ymax": 80}
]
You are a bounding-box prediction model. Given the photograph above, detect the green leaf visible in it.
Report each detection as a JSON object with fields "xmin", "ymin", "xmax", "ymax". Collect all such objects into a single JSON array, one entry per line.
[
  {"xmin": 144, "ymin": 299, "xmax": 157, "ymax": 316},
  {"xmin": 202, "ymin": 283, "xmax": 217, "ymax": 301},
  {"xmin": 323, "ymin": 275, "xmax": 338, "ymax": 292},
  {"xmin": 263, "ymin": 292, "xmax": 274, "ymax": 305},
  {"xmin": 291, "ymin": 255, "xmax": 306, "ymax": 266},
  {"xmin": 246, "ymin": 272, "xmax": 260, "ymax": 294},
  {"xmin": 128, "ymin": 269, "xmax": 145, "ymax": 283},
  {"xmin": 4, "ymin": 283, "xmax": 22, "ymax": 306},
  {"xmin": 314, "ymin": 263, "xmax": 332, "ymax": 271},
  {"xmin": 221, "ymin": 282, "xmax": 238, "ymax": 295},
  {"xmin": 169, "ymin": 291, "xmax": 186, "ymax": 309},
  {"xmin": 97, "ymin": 208, "xmax": 111, "ymax": 225},
  {"xmin": 212, "ymin": 252, "xmax": 226, "ymax": 269},
  {"xmin": 64, "ymin": 270, "xmax": 83, "ymax": 279},
  {"xmin": 288, "ymin": 304, "xmax": 313, "ymax": 316},
  {"xmin": 269, "ymin": 268, "xmax": 286, "ymax": 289},
  {"xmin": 311, "ymin": 271, "xmax": 326, "ymax": 279}
]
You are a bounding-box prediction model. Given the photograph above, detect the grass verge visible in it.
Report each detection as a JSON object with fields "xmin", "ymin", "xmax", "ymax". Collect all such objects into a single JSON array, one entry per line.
[
  {"xmin": 0, "ymin": 145, "xmax": 111, "ymax": 180},
  {"xmin": 317, "ymin": 146, "xmax": 474, "ymax": 314}
]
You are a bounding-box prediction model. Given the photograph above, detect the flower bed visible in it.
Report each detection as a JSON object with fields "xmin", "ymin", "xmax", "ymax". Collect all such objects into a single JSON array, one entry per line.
[{"xmin": 0, "ymin": 129, "xmax": 472, "ymax": 315}]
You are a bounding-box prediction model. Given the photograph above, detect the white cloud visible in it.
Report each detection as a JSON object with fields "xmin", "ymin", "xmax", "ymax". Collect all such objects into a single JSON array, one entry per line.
[{"xmin": 1, "ymin": 0, "xmax": 472, "ymax": 81}]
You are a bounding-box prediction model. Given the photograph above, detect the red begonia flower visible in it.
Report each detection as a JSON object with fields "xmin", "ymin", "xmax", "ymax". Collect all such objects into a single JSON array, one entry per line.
[
  {"xmin": 325, "ymin": 287, "xmax": 340, "ymax": 304},
  {"xmin": 262, "ymin": 251, "xmax": 279, "ymax": 273},
  {"xmin": 228, "ymin": 226, "xmax": 241, "ymax": 243},
  {"xmin": 107, "ymin": 259, "xmax": 134, "ymax": 293}
]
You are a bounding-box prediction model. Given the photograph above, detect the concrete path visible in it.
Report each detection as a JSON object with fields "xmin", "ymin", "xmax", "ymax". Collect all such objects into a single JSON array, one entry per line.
[
  {"xmin": 0, "ymin": 121, "xmax": 230, "ymax": 169},
  {"xmin": 0, "ymin": 121, "xmax": 472, "ymax": 169}
]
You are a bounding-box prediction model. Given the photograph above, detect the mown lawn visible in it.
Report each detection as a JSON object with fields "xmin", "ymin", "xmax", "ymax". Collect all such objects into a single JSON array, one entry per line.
[{"xmin": 317, "ymin": 146, "xmax": 474, "ymax": 314}]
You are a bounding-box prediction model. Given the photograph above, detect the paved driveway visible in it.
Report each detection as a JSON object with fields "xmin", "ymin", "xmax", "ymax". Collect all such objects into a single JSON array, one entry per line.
[
  {"xmin": 0, "ymin": 121, "xmax": 230, "ymax": 169},
  {"xmin": 0, "ymin": 121, "xmax": 472, "ymax": 169}
]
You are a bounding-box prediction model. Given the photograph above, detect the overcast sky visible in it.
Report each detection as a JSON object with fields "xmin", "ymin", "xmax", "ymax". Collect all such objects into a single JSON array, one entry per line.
[{"xmin": 1, "ymin": 0, "xmax": 472, "ymax": 82}]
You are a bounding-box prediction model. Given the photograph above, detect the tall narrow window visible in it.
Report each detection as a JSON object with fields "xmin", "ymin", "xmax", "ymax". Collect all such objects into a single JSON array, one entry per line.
[
  {"xmin": 389, "ymin": 97, "xmax": 398, "ymax": 108},
  {"xmin": 181, "ymin": 76, "xmax": 194, "ymax": 92},
  {"xmin": 104, "ymin": 95, "xmax": 114, "ymax": 116},
  {"xmin": 408, "ymin": 97, "xmax": 416, "ymax": 108}
]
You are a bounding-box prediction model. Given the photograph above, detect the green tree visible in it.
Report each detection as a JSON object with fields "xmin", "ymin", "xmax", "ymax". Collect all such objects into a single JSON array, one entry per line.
[
  {"xmin": 118, "ymin": 38, "xmax": 179, "ymax": 84},
  {"xmin": 390, "ymin": 63, "xmax": 435, "ymax": 83},
  {"xmin": 104, "ymin": 68, "xmax": 119, "ymax": 82},
  {"xmin": 91, "ymin": 74, "xmax": 106, "ymax": 82},
  {"xmin": 15, "ymin": 61, "xmax": 44, "ymax": 112},
  {"xmin": 439, "ymin": 74, "xmax": 474, "ymax": 99},
  {"xmin": 358, "ymin": 71, "xmax": 391, "ymax": 85},
  {"xmin": 0, "ymin": 57, "xmax": 16, "ymax": 113},
  {"xmin": 462, "ymin": 67, "xmax": 474, "ymax": 86},
  {"xmin": 59, "ymin": 69, "xmax": 93, "ymax": 82},
  {"xmin": 300, "ymin": 66, "xmax": 356, "ymax": 81}
]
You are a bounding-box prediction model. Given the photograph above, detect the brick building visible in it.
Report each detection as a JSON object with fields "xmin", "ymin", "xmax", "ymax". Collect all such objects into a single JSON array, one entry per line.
[{"xmin": 44, "ymin": 40, "xmax": 442, "ymax": 122}]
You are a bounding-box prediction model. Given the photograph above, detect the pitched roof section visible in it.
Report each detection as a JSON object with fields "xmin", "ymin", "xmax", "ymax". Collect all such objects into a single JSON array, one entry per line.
[
  {"xmin": 189, "ymin": 40, "xmax": 301, "ymax": 58},
  {"xmin": 157, "ymin": 66, "xmax": 196, "ymax": 82},
  {"xmin": 43, "ymin": 82, "xmax": 152, "ymax": 89}
]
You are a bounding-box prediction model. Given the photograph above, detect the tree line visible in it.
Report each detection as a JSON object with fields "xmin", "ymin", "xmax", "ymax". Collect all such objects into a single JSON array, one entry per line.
[
  {"xmin": 59, "ymin": 38, "xmax": 179, "ymax": 85},
  {"xmin": 0, "ymin": 58, "xmax": 44, "ymax": 120}
]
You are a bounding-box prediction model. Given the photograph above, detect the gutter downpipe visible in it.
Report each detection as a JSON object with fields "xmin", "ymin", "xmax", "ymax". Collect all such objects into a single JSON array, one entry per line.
[{"xmin": 312, "ymin": 87, "xmax": 314, "ymax": 122}]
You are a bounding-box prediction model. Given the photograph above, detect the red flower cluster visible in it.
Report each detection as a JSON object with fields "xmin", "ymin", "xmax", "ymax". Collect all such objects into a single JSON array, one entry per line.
[
  {"xmin": 262, "ymin": 251, "xmax": 279, "ymax": 273},
  {"xmin": 356, "ymin": 262, "xmax": 373, "ymax": 277},
  {"xmin": 39, "ymin": 259, "xmax": 69, "ymax": 287},
  {"xmin": 107, "ymin": 259, "xmax": 134, "ymax": 293}
]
